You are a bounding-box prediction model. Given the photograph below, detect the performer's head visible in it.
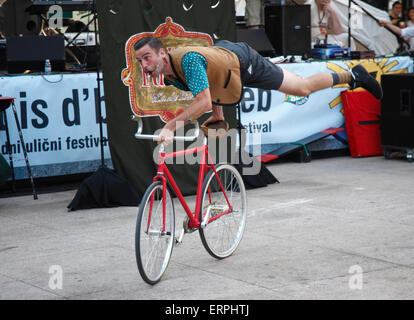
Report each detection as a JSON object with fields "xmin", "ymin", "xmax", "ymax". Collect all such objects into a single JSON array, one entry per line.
[{"xmin": 135, "ymin": 36, "xmax": 168, "ymax": 78}]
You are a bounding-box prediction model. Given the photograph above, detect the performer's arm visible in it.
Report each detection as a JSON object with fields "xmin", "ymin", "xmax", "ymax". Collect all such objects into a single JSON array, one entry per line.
[{"xmin": 157, "ymin": 88, "xmax": 212, "ymax": 144}]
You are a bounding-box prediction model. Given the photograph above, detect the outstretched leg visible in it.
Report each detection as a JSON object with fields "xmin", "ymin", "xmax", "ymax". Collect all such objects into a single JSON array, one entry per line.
[
  {"xmin": 278, "ymin": 68, "xmax": 338, "ymax": 97},
  {"xmin": 278, "ymin": 65, "xmax": 382, "ymax": 100}
]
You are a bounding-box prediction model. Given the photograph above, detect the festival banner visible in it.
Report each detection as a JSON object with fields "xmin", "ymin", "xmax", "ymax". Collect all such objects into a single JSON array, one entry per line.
[
  {"xmin": 0, "ymin": 72, "xmax": 110, "ymax": 179},
  {"xmin": 241, "ymin": 56, "xmax": 413, "ymax": 152}
]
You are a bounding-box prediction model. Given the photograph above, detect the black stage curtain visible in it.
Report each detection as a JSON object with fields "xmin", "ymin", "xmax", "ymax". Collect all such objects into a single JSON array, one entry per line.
[{"xmin": 96, "ymin": 0, "xmax": 237, "ymax": 197}]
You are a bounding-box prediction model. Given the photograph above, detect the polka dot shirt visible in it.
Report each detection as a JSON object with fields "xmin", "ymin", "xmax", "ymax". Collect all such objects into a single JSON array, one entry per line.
[{"xmin": 165, "ymin": 52, "xmax": 210, "ymax": 97}]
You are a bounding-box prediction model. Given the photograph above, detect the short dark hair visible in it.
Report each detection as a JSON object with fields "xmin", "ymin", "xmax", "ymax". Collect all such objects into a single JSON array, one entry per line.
[
  {"xmin": 134, "ymin": 36, "xmax": 165, "ymax": 52},
  {"xmin": 392, "ymin": 1, "xmax": 402, "ymax": 8}
]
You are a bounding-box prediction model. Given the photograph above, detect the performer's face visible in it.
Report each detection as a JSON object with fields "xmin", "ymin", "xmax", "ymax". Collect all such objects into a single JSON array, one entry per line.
[{"xmin": 135, "ymin": 44, "xmax": 166, "ymax": 78}]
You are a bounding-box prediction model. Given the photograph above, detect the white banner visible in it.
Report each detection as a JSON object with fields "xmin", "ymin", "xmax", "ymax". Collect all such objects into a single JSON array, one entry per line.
[
  {"xmin": 0, "ymin": 72, "xmax": 110, "ymax": 179},
  {"xmin": 241, "ymin": 56, "xmax": 413, "ymax": 148}
]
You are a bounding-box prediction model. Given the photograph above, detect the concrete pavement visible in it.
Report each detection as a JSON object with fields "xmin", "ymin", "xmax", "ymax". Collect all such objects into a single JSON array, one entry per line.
[{"xmin": 1, "ymin": 155, "xmax": 414, "ymax": 300}]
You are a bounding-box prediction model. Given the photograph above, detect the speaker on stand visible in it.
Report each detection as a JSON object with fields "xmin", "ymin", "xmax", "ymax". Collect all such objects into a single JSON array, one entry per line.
[
  {"xmin": 264, "ymin": 4, "xmax": 311, "ymax": 57},
  {"xmin": 381, "ymin": 73, "xmax": 414, "ymax": 161},
  {"xmin": 381, "ymin": 74, "xmax": 414, "ymax": 147}
]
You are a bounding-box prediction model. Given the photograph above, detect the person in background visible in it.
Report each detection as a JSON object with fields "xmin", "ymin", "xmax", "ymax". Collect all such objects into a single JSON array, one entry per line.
[
  {"xmin": 405, "ymin": 7, "xmax": 414, "ymax": 50},
  {"xmin": 378, "ymin": 18, "xmax": 414, "ymax": 44},
  {"xmin": 389, "ymin": 1, "xmax": 406, "ymax": 28},
  {"xmin": 306, "ymin": 0, "xmax": 355, "ymax": 49},
  {"xmin": 244, "ymin": 0, "xmax": 264, "ymax": 29}
]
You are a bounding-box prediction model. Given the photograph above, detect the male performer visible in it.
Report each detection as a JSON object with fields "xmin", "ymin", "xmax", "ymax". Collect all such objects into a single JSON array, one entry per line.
[{"xmin": 134, "ymin": 37, "xmax": 382, "ymax": 145}]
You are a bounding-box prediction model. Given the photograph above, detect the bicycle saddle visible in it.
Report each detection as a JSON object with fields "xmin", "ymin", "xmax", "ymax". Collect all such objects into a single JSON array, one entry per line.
[{"xmin": 200, "ymin": 120, "xmax": 229, "ymax": 139}]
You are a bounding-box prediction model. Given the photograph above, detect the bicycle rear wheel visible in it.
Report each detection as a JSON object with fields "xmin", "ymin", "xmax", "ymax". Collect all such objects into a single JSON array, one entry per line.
[
  {"xmin": 135, "ymin": 181, "xmax": 175, "ymax": 285},
  {"xmin": 199, "ymin": 163, "xmax": 247, "ymax": 259}
]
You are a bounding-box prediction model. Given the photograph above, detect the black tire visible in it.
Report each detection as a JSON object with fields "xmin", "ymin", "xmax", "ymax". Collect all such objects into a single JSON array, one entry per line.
[
  {"xmin": 199, "ymin": 163, "xmax": 247, "ymax": 259},
  {"xmin": 135, "ymin": 181, "xmax": 175, "ymax": 285}
]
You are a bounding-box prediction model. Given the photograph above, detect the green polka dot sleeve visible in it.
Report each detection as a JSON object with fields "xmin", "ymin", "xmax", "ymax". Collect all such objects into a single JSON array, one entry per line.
[{"xmin": 181, "ymin": 52, "xmax": 210, "ymax": 96}]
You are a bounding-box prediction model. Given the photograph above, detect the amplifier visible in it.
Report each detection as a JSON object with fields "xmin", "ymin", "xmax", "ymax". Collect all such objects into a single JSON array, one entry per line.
[
  {"xmin": 64, "ymin": 32, "xmax": 97, "ymax": 47},
  {"xmin": 311, "ymin": 45, "xmax": 350, "ymax": 60},
  {"xmin": 351, "ymin": 50, "xmax": 376, "ymax": 59},
  {"xmin": 6, "ymin": 35, "xmax": 65, "ymax": 73},
  {"xmin": 381, "ymin": 73, "xmax": 414, "ymax": 149}
]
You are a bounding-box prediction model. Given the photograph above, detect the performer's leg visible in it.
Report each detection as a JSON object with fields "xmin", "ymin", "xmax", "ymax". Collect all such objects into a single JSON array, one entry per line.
[
  {"xmin": 278, "ymin": 65, "xmax": 382, "ymax": 99},
  {"xmin": 278, "ymin": 68, "xmax": 337, "ymax": 97}
]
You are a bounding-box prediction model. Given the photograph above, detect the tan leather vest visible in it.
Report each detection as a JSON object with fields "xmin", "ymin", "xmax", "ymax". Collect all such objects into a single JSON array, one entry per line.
[{"xmin": 167, "ymin": 46, "xmax": 243, "ymax": 106}]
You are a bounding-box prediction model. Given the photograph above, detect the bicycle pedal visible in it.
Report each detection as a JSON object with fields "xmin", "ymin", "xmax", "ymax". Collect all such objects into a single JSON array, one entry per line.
[{"xmin": 174, "ymin": 228, "xmax": 185, "ymax": 246}]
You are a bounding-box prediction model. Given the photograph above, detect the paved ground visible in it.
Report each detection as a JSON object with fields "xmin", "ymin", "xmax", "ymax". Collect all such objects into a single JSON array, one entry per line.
[{"xmin": 1, "ymin": 154, "xmax": 414, "ymax": 300}]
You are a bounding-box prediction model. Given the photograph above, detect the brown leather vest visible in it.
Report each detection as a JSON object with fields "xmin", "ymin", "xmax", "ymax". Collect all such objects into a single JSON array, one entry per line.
[{"xmin": 167, "ymin": 46, "xmax": 243, "ymax": 106}]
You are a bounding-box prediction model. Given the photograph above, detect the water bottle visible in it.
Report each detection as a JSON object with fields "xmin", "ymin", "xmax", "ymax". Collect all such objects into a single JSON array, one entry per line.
[{"xmin": 44, "ymin": 59, "xmax": 51, "ymax": 73}]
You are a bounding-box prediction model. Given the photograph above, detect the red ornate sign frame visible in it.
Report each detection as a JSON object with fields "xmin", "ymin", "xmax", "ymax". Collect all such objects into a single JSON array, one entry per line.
[{"xmin": 122, "ymin": 17, "xmax": 213, "ymax": 123}]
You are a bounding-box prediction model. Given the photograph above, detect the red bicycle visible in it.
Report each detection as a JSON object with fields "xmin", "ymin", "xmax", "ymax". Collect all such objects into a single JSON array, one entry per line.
[{"xmin": 134, "ymin": 118, "xmax": 247, "ymax": 285}]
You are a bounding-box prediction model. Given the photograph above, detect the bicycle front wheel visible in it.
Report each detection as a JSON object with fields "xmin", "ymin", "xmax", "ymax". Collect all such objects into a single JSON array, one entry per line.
[
  {"xmin": 199, "ymin": 163, "xmax": 247, "ymax": 259},
  {"xmin": 135, "ymin": 181, "xmax": 175, "ymax": 285}
]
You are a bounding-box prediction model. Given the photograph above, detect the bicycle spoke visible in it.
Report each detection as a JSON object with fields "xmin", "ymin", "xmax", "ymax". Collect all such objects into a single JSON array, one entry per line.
[
  {"xmin": 199, "ymin": 164, "xmax": 246, "ymax": 259},
  {"xmin": 136, "ymin": 182, "xmax": 175, "ymax": 284}
]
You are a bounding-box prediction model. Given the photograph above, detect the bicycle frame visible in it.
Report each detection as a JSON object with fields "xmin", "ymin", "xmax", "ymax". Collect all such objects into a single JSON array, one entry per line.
[{"xmin": 149, "ymin": 140, "xmax": 233, "ymax": 233}]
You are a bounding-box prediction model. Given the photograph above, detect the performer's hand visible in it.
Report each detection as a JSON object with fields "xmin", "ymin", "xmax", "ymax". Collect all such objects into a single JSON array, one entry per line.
[
  {"xmin": 202, "ymin": 105, "xmax": 225, "ymax": 127},
  {"xmin": 157, "ymin": 127, "xmax": 174, "ymax": 145},
  {"xmin": 202, "ymin": 114, "xmax": 225, "ymax": 127}
]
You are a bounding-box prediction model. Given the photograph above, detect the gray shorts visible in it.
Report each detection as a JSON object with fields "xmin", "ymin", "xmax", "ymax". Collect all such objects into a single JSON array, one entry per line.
[{"xmin": 214, "ymin": 40, "xmax": 284, "ymax": 90}]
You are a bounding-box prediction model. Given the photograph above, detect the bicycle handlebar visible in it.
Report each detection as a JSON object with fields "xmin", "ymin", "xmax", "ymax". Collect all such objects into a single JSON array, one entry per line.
[{"xmin": 132, "ymin": 116, "xmax": 200, "ymax": 142}]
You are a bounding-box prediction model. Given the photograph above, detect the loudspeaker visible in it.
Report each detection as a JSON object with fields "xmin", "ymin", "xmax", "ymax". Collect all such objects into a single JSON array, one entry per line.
[
  {"xmin": 264, "ymin": 4, "xmax": 311, "ymax": 56},
  {"xmin": 236, "ymin": 29, "xmax": 276, "ymax": 57},
  {"xmin": 381, "ymin": 73, "xmax": 414, "ymax": 148},
  {"xmin": 6, "ymin": 35, "xmax": 65, "ymax": 74},
  {"xmin": 1, "ymin": 0, "xmax": 41, "ymax": 37}
]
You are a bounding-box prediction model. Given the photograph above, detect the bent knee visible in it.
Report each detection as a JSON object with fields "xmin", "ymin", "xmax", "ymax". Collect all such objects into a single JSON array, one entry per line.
[{"xmin": 296, "ymin": 87, "xmax": 312, "ymax": 97}]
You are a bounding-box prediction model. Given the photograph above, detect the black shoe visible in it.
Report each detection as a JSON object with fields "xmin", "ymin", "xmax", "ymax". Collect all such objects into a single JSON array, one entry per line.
[{"xmin": 350, "ymin": 64, "xmax": 383, "ymax": 100}]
